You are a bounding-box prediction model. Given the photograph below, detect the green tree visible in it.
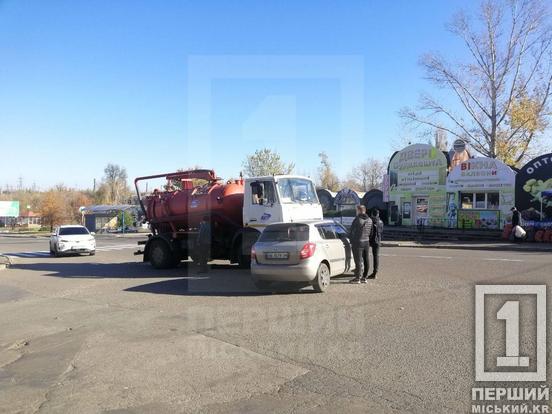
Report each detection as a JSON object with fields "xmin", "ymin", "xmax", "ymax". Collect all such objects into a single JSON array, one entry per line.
[
  {"xmin": 242, "ymin": 148, "xmax": 295, "ymax": 177},
  {"xmin": 117, "ymin": 210, "xmax": 135, "ymax": 228}
]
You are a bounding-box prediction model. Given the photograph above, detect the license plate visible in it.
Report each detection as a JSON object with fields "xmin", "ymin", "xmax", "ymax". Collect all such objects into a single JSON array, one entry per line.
[{"xmin": 265, "ymin": 252, "xmax": 289, "ymax": 260}]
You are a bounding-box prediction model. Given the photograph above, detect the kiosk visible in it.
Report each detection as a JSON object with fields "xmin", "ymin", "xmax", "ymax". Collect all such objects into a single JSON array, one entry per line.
[
  {"xmin": 388, "ymin": 143, "xmax": 449, "ymax": 226},
  {"xmin": 446, "ymin": 157, "xmax": 516, "ymax": 229}
]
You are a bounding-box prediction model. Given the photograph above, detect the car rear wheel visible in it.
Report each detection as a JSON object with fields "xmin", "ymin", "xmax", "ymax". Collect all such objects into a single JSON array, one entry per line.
[
  {"xmin": 312, "ymin": 263, "xmax": 330, "ymax": 293},
  {"xmin": 89, "ymin": 251, "xmax": 95, "ymax": 256}
]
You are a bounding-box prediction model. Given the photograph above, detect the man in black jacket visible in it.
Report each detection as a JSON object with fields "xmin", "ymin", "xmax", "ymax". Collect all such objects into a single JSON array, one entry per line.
[
  {"xmin": 348, "ymin": 205, "xmax": 373, "ymax": 284},
  {"xmin": 368, "ymin": 208, "xmax": 384, "ymax": 279}
]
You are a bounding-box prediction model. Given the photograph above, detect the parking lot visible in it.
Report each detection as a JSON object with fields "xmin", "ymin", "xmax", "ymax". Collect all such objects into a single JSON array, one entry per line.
[{"xmin": 0, "ymin": 234, "xmax": 551, "ymax": 413}]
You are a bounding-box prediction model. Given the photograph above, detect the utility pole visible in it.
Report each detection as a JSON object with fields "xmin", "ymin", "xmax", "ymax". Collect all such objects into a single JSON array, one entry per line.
[{"xmin": 17, "ymin": 176, "xmax": 23, "ymax": 191}]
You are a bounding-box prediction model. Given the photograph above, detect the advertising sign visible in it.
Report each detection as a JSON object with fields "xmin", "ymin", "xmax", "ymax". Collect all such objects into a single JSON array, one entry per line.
[
  {"xmin": 447, "ymin": 157, "xmax": 516, "ymax": 190},
  {"xmin": 389, "ymin": 144, "xmax": 448, "ymax": 189},
  {"xmin": 515, "ymin": 153, "xmax": 552, "ymax": 221},
  {"xmin": 458, "ymin": 209, "xmax": 500, "ymax": 229},
  {"xmin": 388, "ymin": 143, "xmax": 448, "ymax": 226},
  {"xmin": 0, "ymin": 201, "xmax": 20, "ymax": 217}
]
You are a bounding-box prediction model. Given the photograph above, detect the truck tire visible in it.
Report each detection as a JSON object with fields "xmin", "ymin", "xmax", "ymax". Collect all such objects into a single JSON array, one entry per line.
[
  {"xmin": 149, "ymin": 239, "xmax": 176, "ymax": 269},
  {"xmin": 238, "ymin": 253, "xmax": 251, "ymax": 269}
]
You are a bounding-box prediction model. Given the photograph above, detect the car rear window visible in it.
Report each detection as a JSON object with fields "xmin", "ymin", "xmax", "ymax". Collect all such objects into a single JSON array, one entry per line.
[
  {"xmin": 59, "ymin": 227, "xmax": 89, "ymax": 235},
  {"xmin": 259, "ymin": 223, "xmax": 309, "ymax": 242}
]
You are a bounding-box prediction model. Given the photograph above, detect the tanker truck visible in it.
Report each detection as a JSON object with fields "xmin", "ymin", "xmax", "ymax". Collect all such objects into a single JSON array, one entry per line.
[{"xmin": 134, "ymin": 169, "xmax": 323, "ymax": 269}]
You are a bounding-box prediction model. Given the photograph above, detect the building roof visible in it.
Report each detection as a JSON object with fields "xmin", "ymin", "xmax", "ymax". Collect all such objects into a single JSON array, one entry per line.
[{"xmin": 81, "ymin": 204, "xmax": 137, "ymax": 214}]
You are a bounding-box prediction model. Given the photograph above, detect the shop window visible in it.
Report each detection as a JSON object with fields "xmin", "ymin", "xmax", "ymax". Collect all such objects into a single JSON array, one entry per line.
[
  {"xmin": 461, "ymin": 193, "xmax": 473, "ymax": 209},
  {"xmin": 487, "ymin": 193, "xmax": 499, "ymax": 209},
  {"xmin": 475, "ymin": 193, "xmax": 486, "ymax": 209}
]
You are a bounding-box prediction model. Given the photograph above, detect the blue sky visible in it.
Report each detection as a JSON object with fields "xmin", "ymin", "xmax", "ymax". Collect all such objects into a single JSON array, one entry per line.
[{"xmin": 0, "ymin": 0, "xmax": 471, "ymax": 189}]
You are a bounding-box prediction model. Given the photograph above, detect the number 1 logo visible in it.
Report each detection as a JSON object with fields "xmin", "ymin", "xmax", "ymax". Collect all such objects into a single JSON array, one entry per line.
[
  {"xmin": 496, "ymin": 301, "xmax": 529, "ymax": 368},
  {"xmin": 475, "ymin": 285, "xmax": 546, "ymax": 382}
]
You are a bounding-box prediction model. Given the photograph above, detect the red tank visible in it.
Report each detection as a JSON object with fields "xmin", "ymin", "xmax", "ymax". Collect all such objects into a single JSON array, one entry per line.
[{"xmin": 136, "ymin": 170, "xmax": 244, "ymax": 233}]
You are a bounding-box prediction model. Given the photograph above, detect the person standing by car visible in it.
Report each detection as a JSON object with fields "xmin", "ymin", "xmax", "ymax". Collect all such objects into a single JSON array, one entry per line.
[
  {"xmin": 349, "ymin": 205, "xmax": 373, "ymax": 284},
  {"xmin": 368, "ymin": 208, "xmax": 383, "ymax": 279},
  {"xmin": 197, "ymin": 216, "xmax": 212, "ymax": 273}
]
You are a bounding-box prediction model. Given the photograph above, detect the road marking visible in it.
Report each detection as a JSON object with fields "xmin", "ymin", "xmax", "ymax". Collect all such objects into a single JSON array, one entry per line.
[
  {"xmin": 483, "ymin": 258, "xmax": 524, "ymax": 262},
  {"xmin": 3, "ymin": 244, "xmax": 139, "ymax": 258}
]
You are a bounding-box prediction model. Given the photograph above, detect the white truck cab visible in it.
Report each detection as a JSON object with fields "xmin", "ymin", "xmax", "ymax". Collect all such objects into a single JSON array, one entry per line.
[{"xmin": 243, "ymin": 175, "xmax": 323, "ymax": 231}]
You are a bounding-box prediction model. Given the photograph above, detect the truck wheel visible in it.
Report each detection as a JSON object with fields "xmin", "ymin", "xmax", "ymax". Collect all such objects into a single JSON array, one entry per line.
[
  {"xmin": 238, "ymin": 254, "xmax": 251, "ymax": 269},
  {"xmin": 149, "ymin": 240, "xmax": 175, "ymax": 269},
  {"xmin": 312, "ymin": 263, "xmax": 330, "ymax": 293}
]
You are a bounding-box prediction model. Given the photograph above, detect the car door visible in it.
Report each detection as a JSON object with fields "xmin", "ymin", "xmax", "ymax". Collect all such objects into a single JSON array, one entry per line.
[
  {"xmin": 245, "ymin": 180, "xmax": 280, "ymax": 230},
  {"xmin": 332, "ymin": 223, "xmax": 353, "ymax": 274},
  {"xmin": 316, "ymin": 224, "xmax": 345, "ymax": 275}
]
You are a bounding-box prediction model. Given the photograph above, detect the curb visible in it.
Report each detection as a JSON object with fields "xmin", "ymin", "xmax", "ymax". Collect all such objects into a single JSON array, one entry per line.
[
  {"xmin": 0, "ymin": 254, "xmax": 12, "ymax": 270},
  {"xmin": 381, "ymin": 242, "xmax": 552, "ymax": 253},
  {"xmin": 0, "ymin": 234, "xmax": 49, "ymax": 239}
]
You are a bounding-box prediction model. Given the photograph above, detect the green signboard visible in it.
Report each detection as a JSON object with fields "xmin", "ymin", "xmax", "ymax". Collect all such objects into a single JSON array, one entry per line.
[{"xmin": 0, "ymin": 201, "xmax": 20, "ymax": 217}]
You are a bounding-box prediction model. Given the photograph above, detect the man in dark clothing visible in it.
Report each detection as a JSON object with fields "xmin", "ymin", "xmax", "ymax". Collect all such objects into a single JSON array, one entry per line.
[
  {"xmin": 348, "ymin": 205, "xmax": 374, "ymax": 284},
  {"xmin": 511, "ymin": 207, "xmax": 523, "ymax": 243},
  {"xmin": 368, "ymin": 208, "xmax": 383, "ymax": 279},
  {"xmin": 197, "ymin": 216, "xmax": 212, "ymax": 273}
]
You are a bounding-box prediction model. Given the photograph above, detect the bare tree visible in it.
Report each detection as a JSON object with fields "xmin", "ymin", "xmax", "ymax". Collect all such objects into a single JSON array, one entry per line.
[
  {"xmin": 99, "ymin": 164, "xmax": 131, "ymax": 204},
  {"xmin": 317, "ymin": 152, "xmax": 340, "ymax": 191},
  {"xmin": 347, "ymin": 158, "xmax": 386, "ymax": 191},
  {"xmin": 242, "ymin": 148, "xmax": 295, "ymax": 177},
  {"xmin": 401, "ymin": 0, "xmax": 552, "ymax": 165}
]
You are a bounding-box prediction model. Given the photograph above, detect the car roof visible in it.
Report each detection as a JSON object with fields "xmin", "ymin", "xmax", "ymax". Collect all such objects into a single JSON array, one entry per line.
[{"xmin": 58, "ymin": 225, "xmax": 86, "ymax": 228}]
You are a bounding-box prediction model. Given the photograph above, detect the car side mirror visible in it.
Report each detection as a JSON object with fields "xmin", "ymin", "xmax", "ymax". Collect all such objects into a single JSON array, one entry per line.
[
  {"xmin": 90, "ymin": 232, "xmax": 95, "ymax": 236},
  {"xmin": 51, "ymin": 233, "xmax": 56, "ymax": 237}
]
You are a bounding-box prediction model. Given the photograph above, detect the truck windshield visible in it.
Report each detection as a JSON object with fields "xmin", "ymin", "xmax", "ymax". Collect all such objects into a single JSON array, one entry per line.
[{"xmin": 276, "ymin": 178, "xmax": 318, "ymax": 204}]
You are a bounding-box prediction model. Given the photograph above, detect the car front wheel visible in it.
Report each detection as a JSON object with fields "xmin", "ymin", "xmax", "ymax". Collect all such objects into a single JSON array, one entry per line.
[{"xmin": 312, "ymin": 263, "xmax": 330, "ymax": 293}]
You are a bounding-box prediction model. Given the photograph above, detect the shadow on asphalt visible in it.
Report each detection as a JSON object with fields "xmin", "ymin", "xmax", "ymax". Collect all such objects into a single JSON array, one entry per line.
[
  {"xmin": 12, "ymin": 261, "xmax": 216, "ymax": 279},
  {"xmin": 12, "ymin": 261, "xmax": 320, "ymax": 297},
  {"xmin": 123, "ymin": 278, "xmax": 317, "ymax": 297}
]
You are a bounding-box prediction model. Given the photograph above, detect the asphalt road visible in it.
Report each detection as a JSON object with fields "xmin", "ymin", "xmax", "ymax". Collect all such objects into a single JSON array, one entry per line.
[{"xmin": 0, "ymin": 235, "xmax": 550, "ymax": 413}]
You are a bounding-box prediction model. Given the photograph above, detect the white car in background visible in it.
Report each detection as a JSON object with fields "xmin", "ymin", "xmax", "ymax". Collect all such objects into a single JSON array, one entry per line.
[
  {"xmin": 50, "ymin": 225, "xmax": 96, "ymax": 257},
  {"xmin": 250, "ymin": 220, "xmax": 353, "ymax": 292}
]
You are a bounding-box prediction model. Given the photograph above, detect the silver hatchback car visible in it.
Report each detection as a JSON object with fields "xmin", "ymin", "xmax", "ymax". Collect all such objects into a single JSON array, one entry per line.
[{"xmin": 250, "ymin": 220, "xmax": 354, "ymax": 292}]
